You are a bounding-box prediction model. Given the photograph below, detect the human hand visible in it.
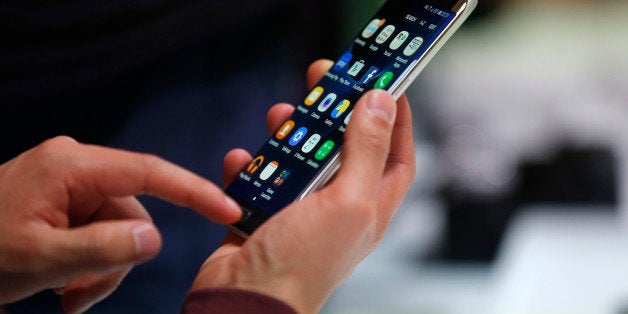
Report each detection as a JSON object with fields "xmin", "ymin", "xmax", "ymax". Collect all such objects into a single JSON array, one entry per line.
[
  {"xmin": 0, "ymin": 138, "xmax": 242, "ymax": 313},
  {"xmin": 190, "ymin": 60, "xmax": 416, "ymax": 313}
]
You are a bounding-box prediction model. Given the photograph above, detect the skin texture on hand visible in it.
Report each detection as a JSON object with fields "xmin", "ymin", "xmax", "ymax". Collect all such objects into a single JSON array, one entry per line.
[
  {"xmin": 0, "ymin": 137, "xmax": 242, "ymax": 313},
  {"xmin": 191, "ymin": 60, "xmax": 416, "ymax": 313}
]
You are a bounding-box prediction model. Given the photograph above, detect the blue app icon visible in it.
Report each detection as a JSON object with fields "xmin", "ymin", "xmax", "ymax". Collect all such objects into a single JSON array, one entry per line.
[
  {"xmin": 333, "ymin": 52, "xmax": 353, "ymax": 72},
  {"xmin": 289, "ymin": 127, "xmax": 308, "ymax": 146},
  {"xmin": 360, "ymin": 66, "xmax": 380, "ymax": 84}
]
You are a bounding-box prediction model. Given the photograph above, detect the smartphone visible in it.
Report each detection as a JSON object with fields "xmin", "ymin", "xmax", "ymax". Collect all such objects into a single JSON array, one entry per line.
[{"xmin": 226, "ymin": 0, "xmax": 477, "ymax": 236}]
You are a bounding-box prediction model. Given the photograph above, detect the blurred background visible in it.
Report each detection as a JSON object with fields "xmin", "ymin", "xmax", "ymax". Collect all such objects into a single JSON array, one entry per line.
[
  {"xmin": 3, "ymin": 0, "xmax": 628, "ymax": 313},
  {"xmin": 325, "ymin": 0, "xmax": 628, "ymax": 313}
]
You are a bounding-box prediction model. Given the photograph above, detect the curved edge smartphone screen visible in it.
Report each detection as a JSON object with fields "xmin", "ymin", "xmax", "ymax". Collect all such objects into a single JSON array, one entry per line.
[{"xmin": 226, "ymin": 0, "xmax": 471, "ymax": 235}]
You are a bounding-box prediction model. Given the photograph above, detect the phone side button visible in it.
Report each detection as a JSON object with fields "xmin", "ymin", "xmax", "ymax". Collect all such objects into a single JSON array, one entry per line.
[{"xmin": 239, "ymin": 207, "xmax": 252, "ymax": 222}]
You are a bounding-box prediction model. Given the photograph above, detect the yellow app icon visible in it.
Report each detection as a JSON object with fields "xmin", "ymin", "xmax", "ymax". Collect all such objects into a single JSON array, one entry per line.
[
  {"xmin": 305, "ymin": 86, "xmax": 324, "ymax": 106},
  {"xmin": 276, "ymin": 120, "xmax": 295, "ymax": 140}
]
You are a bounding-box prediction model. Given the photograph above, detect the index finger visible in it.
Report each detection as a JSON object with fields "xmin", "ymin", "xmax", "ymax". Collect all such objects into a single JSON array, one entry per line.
[
  {"xmin": 307, "ymin": 59, "xmax": 333, "ymax": 90},
  {"xmin": 46, "ymin": 137, "xmax": 242, "ymax": 224}
]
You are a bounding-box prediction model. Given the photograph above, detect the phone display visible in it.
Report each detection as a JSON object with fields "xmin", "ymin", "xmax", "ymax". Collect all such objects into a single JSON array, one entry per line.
[{"xmin": 227, "ymin": 0, "xmax": 477, "ymax": 236}]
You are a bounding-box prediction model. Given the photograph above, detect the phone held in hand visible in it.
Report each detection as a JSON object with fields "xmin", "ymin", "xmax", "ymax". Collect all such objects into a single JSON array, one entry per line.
[{"xmin": 227, "ymin": 0, "xmax": 477, "ymax": 236}]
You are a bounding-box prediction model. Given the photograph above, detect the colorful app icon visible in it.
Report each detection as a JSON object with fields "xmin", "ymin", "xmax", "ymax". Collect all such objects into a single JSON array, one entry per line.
[
  {"xmin": 362, "ymin": 19, "xmax": 385, "ymax": 39},
  {"xmin": 375, "ymin": 71, "xmax": 394, "ymax": 90},
  {"xmin": 276, "ymin": 120, "xmax": 295, "ymax": 140},
  {"xmin": 315, "ymin": 140, "xmax": 335, "ymax": 161},
  {"xmin": 331, "ymin": 100, "xmax": 350, "ymax": 119},
  {"xmin": 403, "ymin": 37, "xmax": 424, "ymax": 56},
  {"xmin": 389, "ymin": 31, "xmax": 409, "ymax": 50},
  {"xmin": 289, "ymin": 127, "xmax": 308, "ymax": 146},
  {"xmin": 333, "ymin": 53, "xmax": 353, "ymax": 72},
  {"xmin": 302, "ymin": 134, "xmax": 322, "ymax": 153},
  {"xmin": 259, "ymin": 161, "xmax": 279, "ymax": 181},
  {"xmin": 318, "ymin": 93, "xmax": 337, "ymax": 112},
  {"xmin": 273, "ymin": 169, "xmax": 291, "ymax": 187},
  {"xmin": 347, "ymin": 60, "xmax": 366, "ymax": 78},
  {"xmin": 376, "ymin": 25, "xmax": 396, "ymax": 44},
  {"xmin": 360, "ymin": 66, "xmax": 380, "ymax": 84},
  {"xmin": 246, "ymin": 155, "xmax": 265, "ymax": 174},
  {"xmin": 305, "ymin": 86, "xmax": 324, "ymax": 106},
  {"xmin": 344, "ymin": 111, "xmax": 353, "ymax": 125}
]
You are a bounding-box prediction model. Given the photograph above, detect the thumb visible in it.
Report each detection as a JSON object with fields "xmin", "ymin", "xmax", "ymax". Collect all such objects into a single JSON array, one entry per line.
[
  {"xmin": 333, "ymin": 90, "xmax": 396, "ymax": 195},
  {"xmin": 48, "ymin": 221, "xmax": 161, "ymax": 278}
]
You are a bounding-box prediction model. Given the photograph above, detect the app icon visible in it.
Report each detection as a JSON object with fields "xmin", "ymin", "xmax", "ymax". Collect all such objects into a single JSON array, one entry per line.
[
  {"xmin": 375, "ymin": 71, "xmax": 394, "ymax": 90},
  {"xmin": 273, "ymin": 169, "xmax": 291, "ymax": 187},
  {"xmin": 305, "ymin": 86, "xmax": 324, "ymax": 106},
  {"xmin": 259, "ymin": 161, "xmax": 279, "ymax": 181},
  {"xmin": 360, "ymin": 66, "xmax": 380, "ymax": 84},
  {"xmin": 347, "ymin": 60, "xmax": 366, "ymax": 78},
  {"xmin": 362, "ymin": 19, "xmax": 385, "ymax": 39},
  {"xmin": 344, "ymin": 111, "xmax": 353, "ymax": 125},
  {"xmin": 376, "ymin": 25, "xmax": 396, "ymax": 44},
  {"xmin": 315, "ymin": 140, "xmax": 335, "ymax": 161},
  {"xmin": 403, "ymin": 37, "xmax": 424, "ymax": 56},
  {"xmin": 331, "ymin": 100, "xmax": 350, "ymax": 119},
  {"xmin": 289, "ymin": 127, "xmax": 308, "ymax": 146},
  {"xmin": 318, "ymin": 93, "xmax": 337, "ymax": 112},
  {"xmin": 389, "ymin": 31, "xmax": 409, "ymax": 50},
  {"xmin": 247, "ymin": 155, "xmax": 265, "ymax": 174},
  {"xmin": 302, "ymin": 134, "xmax": 322, "ymax": 153},
  {"xmin": 333, "ymin": 53, "xmax": 353, "ymax": 72},
  {"xmin": 276, "ymin": 120, "xmax": 295, "ymax": 140}
]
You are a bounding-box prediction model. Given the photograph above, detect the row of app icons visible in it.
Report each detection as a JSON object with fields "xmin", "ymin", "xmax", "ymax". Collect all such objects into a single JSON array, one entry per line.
[
  {"xmin": 246, "ymin": 156, "xmax": 291, "ymax": 187},
  {"xmin": 332, "ymin": 53, "xmax": 394, "ymax": 89},
  {"xmin": 275, "ymin": 120, "xmax": 337, "ymax": 160},
  {"xmin": 362, "ymin": 19, "xmax": 424, "ymax": 57},
  {"xmin": 304, "ymin": 87, "xmax": 354, "ymax": 116},
  {"xmin": 244, "ymin": 131, "xmax": 336, "ymax": 189},
  {"xmin": 347, "ymin": 61, "xmax": 394, "ymax": 89}
]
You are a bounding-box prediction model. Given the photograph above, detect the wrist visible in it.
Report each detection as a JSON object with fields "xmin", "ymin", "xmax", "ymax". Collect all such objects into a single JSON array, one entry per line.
[
  {"xmin": 183, "ymin": 288, "xmax": 297, "ymax": 314},
  {"xmin": 191, "ymin": 265, "xmax": 322, "ymax": 314}
]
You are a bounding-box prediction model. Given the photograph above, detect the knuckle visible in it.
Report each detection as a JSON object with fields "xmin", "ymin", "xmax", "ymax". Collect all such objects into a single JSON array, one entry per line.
[
  {"xmin": 28, "ymin": 136, "xmax": 79, "ymax": 168},
  {"xmin": 138, "ymin": 153, "xmax": 165, "ymax": 171},
  {"xmin": 80, "ymin": 229, "xmax": 120, "ymax": 265},
  {"xmin": 36, "ymin": 136, "xmax": 78, "ymax": 155},
  {"xmin": 18, "ymin": 136, "xmax": 79, "ymax": 180},
  {"xmin": 138, "ymin": 154, "xmax": 164, "ymax": 185},
  {"xmin": 355, "ymin": 127, "xmax": 390, "ymax": 155}
]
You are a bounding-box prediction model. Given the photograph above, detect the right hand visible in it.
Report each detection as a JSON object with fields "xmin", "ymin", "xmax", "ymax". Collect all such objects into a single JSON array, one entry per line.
[
  {"xmin": 190, "ymin": 60, "xmax": 417, "ymax": 313},
  {"xmin": 0, "ymin": 137, "xmax": 242, "ymax": 313}
]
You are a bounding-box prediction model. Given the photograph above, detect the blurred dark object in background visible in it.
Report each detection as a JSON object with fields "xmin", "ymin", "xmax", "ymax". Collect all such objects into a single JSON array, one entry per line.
[
  {"xmin": 3, "ymin": 1, "xmax": 340, "ymax": 313},
  {"xmin": 439, "ymin": 147, "xmax": 618, "ymax": 262},
  {"xmin": 1, "ymin": 0, "xmax": 340, "ymax": 162}
]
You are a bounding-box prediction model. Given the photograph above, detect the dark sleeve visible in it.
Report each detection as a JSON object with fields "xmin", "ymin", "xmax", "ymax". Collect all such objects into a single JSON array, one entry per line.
[{"xmin": 181, "ymin": 288, "xmax": 297, "ymax": 314}]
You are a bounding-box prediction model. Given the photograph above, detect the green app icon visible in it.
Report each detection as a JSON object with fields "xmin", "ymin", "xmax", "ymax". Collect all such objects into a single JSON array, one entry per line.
[
  {"xmin": 375, "ymin": 71, "xmax": 394, "ymax": 90},
  {"xmin": 315, "ymin": 140, "xmax": 335, "ymax": 161}
]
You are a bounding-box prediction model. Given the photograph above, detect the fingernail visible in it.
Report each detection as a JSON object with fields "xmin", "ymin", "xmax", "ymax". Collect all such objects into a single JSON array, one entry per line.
[
  {"xmin": 366, "ymin": 90, "xmax": 395, "ymax": 124},
  {"xmin": 225, "ymin": 196, "xmax": 243, "ymax": 219},
  {"xmin": 133, "ymin": 223, "xmax": 160, "ymax": 260}
]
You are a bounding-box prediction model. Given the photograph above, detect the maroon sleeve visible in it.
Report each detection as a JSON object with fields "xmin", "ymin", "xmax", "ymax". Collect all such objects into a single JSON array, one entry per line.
[{"xmin": 181, "ymin": 288, "xmax": 297, "ymax": 314}]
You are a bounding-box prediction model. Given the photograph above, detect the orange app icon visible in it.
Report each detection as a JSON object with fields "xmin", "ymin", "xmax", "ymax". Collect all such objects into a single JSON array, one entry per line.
[
  {"xmin": 276, "ymin": 120, "xmax": 296, "ymax": 140},
  {"xmin": 247, "ymin": 155, "xmax": 265, "ymax": 174},
  {"xmin": 305, "ymin": 86, "xmax": 324, "ymax": 106}
]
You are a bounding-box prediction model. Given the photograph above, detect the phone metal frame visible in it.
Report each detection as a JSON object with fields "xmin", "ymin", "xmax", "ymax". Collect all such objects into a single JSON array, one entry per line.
[
  {"xmin": 231, "ymin": 0, "xmax": 477, "ymax": 238},
  {"xmin": 296, "ymin": 0, "xmax": 477, "ymax": 201}
]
